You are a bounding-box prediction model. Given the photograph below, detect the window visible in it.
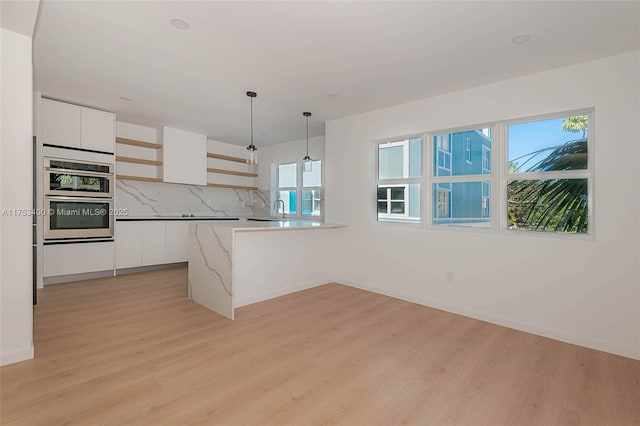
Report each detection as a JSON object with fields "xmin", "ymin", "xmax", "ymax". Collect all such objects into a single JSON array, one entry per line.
[
  {"xmin": 482, "ymin": 146, "xmax": 490, "ymax": 174},
  {"xmin": 275, "ymin": 160, "xmax": 322, "ymax": 217},
  {"xmin": 435, "ymin": 135, "xmax": 451, "ymax": 173},
  {"xmin": 302, "ymin": 160, "xmax": 322, "ymax": 216},
  {"xmin": 436, "ymin": 187, "xmax": 450, "ymax": 218},
  {"xmin": 373, "ymin": 110, "xmax": 592, "ymax": 236},
  {"xmin": 376, "ymin": 137, "xmax": 422, "ymax": 223},
  {"xmin": 506, "ymin": 113, "xmax": 590, "ymax": 233},
  {"xmin": 378, "ymin": 185, "xmax": 414, "ymax": 217},
  {"xmin": 481, "ymin": 182, "xmax": 490, "ymax": 218},
  {"xmin": 276, "ymin": 163, "xmax": 297, "ymax": 215},
  {"xmin": 432, "ymin": 128, "xmax": 492, "ymax": 227}
]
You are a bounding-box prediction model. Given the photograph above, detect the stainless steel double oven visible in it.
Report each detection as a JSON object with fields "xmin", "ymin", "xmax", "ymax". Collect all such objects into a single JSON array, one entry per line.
[{"xmin": 44, "ymin": 157, "xmax": 114, "ymax": 240}]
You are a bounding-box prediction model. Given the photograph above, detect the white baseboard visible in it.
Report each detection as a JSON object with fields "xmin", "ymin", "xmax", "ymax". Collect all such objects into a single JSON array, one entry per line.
[
  {"xmin": 235, "ymin": 278, "xmax": 332, "ymax": 308},
  {"xmin": 337, "ymin": 278, "xmax": 640, "ymax": 361},
  {"xmin": 44, "ymin": 269, "xmax": 113, "ymax": 285},
  {"xmin": 1, "ymin": 344, "xmax": 34, "ymax": 366}
]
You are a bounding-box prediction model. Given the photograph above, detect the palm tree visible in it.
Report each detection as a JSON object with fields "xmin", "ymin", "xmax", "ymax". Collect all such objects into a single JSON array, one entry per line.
[
  {"xmin": 508, "ymin": 138, "xmax": 588, "ymax": 233},
  {"xmin": 561, "ymin": 116, "xmax": 588, "ymax": 138}
]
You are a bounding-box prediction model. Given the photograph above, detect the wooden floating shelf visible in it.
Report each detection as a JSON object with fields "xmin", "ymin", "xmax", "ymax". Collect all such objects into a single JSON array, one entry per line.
[
  {"xmin": 207, "ymin": 152, "xmax": 248, "ymax": 164},
  {"xmin": 116, "ymin": 156, "xmax": 163, "ymax": 166},
  {"xmin": 116, "ymin": 137, "xmax": 163, "ymax": 149},
  {"xmin": 207, "ymin": 183, "xmax": 258, "ymax": 190},
  {"xmin": 207, "ymin": 167, "xmax": 257, "ymax": 177},
  {"xmin": 116, "ymin": 175, "xmax": 162, "ymax": 183}
]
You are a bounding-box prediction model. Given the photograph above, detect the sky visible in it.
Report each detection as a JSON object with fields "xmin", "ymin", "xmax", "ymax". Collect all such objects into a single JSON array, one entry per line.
[{"xmin": 508, "ymin": 117, "xmax": 587, "ymax": 171}]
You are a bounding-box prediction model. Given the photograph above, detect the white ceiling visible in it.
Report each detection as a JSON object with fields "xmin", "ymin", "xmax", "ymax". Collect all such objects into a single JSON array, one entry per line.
[
  {"xmin": 1, "ymin": 0, "xmax": 40, "ymax": 37},
  {"xmin": 33, "ymin": 1, "xmax": 640, "ymax": 146}
]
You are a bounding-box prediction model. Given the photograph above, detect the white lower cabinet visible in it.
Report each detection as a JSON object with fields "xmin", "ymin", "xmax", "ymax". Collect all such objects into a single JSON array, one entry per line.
[
  {"xmin": 44, "ymin": 241, "xmax": 114, "ymax": 277},
  {"xmin": 115, "ymin": 221, "xmax": 142, "ymax": 269},
  {"xmin": 142, "ymin": 222, "xmax": 166, "ymax": 266},
  {"xmin": 116, "ymin": 220, "xmax": 191, "ymax": 271},
  {"xmin": 165, "ymin": 221, "xmax": 189, "ymax": 263}
]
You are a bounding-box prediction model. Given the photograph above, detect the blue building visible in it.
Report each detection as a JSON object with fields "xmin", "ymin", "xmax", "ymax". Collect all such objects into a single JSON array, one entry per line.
[
  {"xmin": 377, "ymin": 129, "xmax": 491, "ymax": 225},
  {"xmin": 433, "ymin": 129, "xmax": 491, "ymax": 225}
]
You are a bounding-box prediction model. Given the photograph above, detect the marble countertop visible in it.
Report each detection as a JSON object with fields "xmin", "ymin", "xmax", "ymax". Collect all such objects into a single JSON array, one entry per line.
[
  {"xmin": 116, "ymin": 216, "xmax": 240, "ymax": 221},
  {"xmin": 117, "ymin": 216, "xmax": 346, "ymax": 231},
  {"xmin": 194, "ymin": 218, "xmax": 347, "ymax": 232}
]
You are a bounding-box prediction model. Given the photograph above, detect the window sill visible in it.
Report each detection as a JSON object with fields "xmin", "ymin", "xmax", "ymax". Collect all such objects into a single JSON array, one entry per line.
[
  {"xmin": 371, "ymin": 220, "xmax": 594, "ymax": 241},
  {"xmin": 500, "ymin": 228, "xmax": 594, "ymax": 241}
]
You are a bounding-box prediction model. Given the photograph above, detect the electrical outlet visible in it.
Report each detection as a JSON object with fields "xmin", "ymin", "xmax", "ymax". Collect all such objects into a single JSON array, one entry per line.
[{"xmin": 445, "ymin": 271, "xmax": 454, "ymax": 283}]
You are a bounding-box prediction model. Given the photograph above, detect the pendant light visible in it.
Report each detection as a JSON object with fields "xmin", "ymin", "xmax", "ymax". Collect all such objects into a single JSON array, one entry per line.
[
  {"xmin": 246, "ymin": 91, "xmax": 258, "ymax": 165},
  {"xmin": 302, "ymin": 111, "xmax": 312, "ymax": 172}
]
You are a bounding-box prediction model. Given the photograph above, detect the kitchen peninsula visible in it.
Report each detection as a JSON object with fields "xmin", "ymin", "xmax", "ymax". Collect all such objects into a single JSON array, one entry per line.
[{"xmin": 188, "ymin": 219, "xmax": 346, "ymax": 319}]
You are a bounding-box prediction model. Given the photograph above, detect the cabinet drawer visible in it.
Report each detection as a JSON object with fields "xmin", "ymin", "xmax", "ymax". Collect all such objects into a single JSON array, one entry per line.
[{"xmin": 44, "ymin": 241, "xmax": 114, "ymax": 277}]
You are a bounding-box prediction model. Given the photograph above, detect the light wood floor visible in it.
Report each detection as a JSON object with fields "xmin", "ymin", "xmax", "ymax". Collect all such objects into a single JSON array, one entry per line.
[{"xmin": 1, "ymin": 267, "xmax": 639, "ymax": 426}]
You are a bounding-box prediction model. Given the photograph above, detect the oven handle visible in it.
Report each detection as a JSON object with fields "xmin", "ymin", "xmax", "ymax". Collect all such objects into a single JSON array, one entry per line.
[
  {"xmin": 45, "ymin": 195, "xmax": 114, "ymax": 203},
  {"xmin": 45, "ymin": 167, "xmax": 113, "ymax": 177}
]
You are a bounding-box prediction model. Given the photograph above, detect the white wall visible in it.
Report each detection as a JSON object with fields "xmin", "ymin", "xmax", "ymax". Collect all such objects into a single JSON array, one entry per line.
[
  {"xmin": 0, "ymin": 28, "xmax": 35, "ymax": 365},
  {"xmin": 325, "ymin": 51, "xmax": 640, "ymax": 360},
  {"xmin": 257, "ymin": 135, "xmax": 325, "ymax": 191},
  {"xmin": 256, "ymin": 135, "xmax": 325, "ymax": 217}
]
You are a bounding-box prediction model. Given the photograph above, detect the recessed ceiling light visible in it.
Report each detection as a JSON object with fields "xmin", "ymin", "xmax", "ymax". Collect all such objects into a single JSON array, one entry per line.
[
  {"xmin": 119, "ymin": 96, "xmax": 133, "ymax": 102},
  {"xmin": 511, "ymin": 34, "xmax": 532, "ymax": 45},
  {"xmin": 170, "ymin": 17, "xmax": 190, "ymax": 30}
]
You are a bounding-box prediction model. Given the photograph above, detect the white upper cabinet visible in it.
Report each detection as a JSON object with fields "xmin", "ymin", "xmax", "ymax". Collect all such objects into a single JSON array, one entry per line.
[
  {"xmin": 81, "ymin": 107, "xmax": 115, "ymax": 153},
  {"xmin": 163, "ymin": 126, "xmax": 207, "ymax": 186},
  {"xmin": 42, "ymin": 98, "xmax": 81, "ymax": 148},
  {"xmin": 41, "ymin": 98, "xmax": 115, "ymax": 153}
]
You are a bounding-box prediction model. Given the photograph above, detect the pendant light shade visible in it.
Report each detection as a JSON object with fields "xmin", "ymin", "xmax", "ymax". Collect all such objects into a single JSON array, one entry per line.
[
  {"xmin": 303, "ymin": 112, "xmax": 312, "ymax": 172},
  {"xmin": 246, "ymin": 91, "xmax": 258, "ymax": 165}
]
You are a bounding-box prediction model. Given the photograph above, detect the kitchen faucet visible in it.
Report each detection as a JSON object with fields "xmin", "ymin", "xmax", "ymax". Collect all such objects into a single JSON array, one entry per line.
[{"xmin": 274, "ymin": 198, "xmax": 285, "ymax": 219}]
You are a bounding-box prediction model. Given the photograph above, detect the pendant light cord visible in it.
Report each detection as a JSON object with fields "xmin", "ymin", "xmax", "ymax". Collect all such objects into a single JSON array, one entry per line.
[
  {"xmin": 250, "ymin": 95, "xmax": 253, "ymax": 148},
  {"xmin": 306, "ymin": 114, "xmax": 309, "ymax": 157}
]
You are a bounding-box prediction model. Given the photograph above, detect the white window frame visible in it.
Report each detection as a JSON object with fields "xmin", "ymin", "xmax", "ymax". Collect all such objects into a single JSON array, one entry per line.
[
  {"xmin": 275, "ymin": 162, "xmax": 298, "ymax": 217},
  {"xmin": 377, "ymin": 184, "xmax": 410, "ymax": 220},
  {"xmin": 427, "ymin": 124, "xmax": 496, "ymax": 232},
  {"xmin": 302, "ymin": 159, "xmax": 323, "ymax": 218},
  {"xmin": 500, "ymin": 109, "xmax": 594, "ymax": 238},
  {"xmin": 374, "ymin": 109, "xmax": 594, "ymax": 239},
  {"xmin": 274, "ymin": 160, "xmax": 323, "ymax": 219},
  {"xmin": 374, "ymin": 136, "xmax": 423, "ymax": 225}
]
